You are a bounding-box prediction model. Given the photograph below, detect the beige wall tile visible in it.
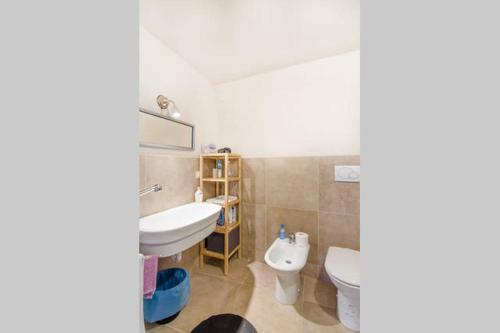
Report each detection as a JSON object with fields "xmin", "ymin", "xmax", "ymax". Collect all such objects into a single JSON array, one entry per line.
[
  {"xmin": 318, "ymin": 212, "xmax": 360, "ymax": 264},
  {"xmin": 157, "ymin": 243, "xmax": 199, "ymax": 276},
  {"xmin": 318, "ymin": 265, "xmax": 332, "ymax": 283},
  {"xmin": 265, "ymin": 157, "xmax": 319, "ymax": 211},
  {"xmin": 139, "ymin": 154, "xmax": 148, "ymax": 217},
  {"xmin": 139, "ymin": 153, "xmax": 147, "ymax": 189},
  {"xmin": 140, "ymin": 153, "xmax": 197, "ymax": 217},
  {"xmin": 141, "ymin": 154, "xmax": 359, "ymax": 315},
  {"xmin": 319, "ymin": 156, "xmax": 360, "ymax": 215},
  {"xmin": 140, "ymin": 153, "xmax": 200, "ymax": 270},
  {"xmin": 242, "ymin": 158, "xmax": 266, "ymax": 204},
  {"xmin": 302, "ymin": 262, "xmax": 321, "ymax": 279},
  {"xmin": 266, "ymin": 206, "xmax": 319, "ymax": 264},
  {"xmin": 241, "ymin": 203, "xmax": 266, "ymax": 262}
]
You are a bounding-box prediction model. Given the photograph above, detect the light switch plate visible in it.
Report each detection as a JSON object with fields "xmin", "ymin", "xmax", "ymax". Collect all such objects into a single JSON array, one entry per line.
[{"xmin": 335, "ymin": 165, "xmax": 360, "ymax": 182}]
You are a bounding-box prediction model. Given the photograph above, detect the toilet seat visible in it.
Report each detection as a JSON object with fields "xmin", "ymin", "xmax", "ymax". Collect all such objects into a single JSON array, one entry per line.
[{"xmin": 325, "ymin": 247, "xmax": 360, "ymax": 287}]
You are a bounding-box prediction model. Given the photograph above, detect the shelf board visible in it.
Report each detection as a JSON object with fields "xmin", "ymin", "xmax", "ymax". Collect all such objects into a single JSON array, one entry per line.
[
  {"xmin": 201, "ymin": 245, "xmax": 241, "ymax": 260},
  {"xmin": 202, "ymin": 177, "xmax": 240, "ymax": 182},
  {"xmin": 229, "ymin": 245, "xmax": 240, "ymax": 258},
  {"xmin": 201, "ymin": 249, "xmax": 225, "ymax": 260},
  {"xmin": 224, "ymin": 199, "xmax": 240, "ymax": 207},
  {"xmin": 201, "ymin": 153, "xmax": 241, "ymax": 159},
  {"xmin": 205, "ymin": 198, "xmax": 240, "ymax": 207},
  {"xmin": 214, "ymin": 220, "xmax": 241, "ymax": 234}
]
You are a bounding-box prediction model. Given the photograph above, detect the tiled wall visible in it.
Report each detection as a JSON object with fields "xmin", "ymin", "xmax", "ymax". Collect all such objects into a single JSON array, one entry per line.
[
  {"xmin": 241, "ymin": 156, "xmax": 360, "ymax": 282},
  {"xmin": 140, "ymin": 153, "xmax": 360, "ymax": 282},
  {"xmin": 139, "ymin": 152, "xmax": 200, "ymax": 273}
]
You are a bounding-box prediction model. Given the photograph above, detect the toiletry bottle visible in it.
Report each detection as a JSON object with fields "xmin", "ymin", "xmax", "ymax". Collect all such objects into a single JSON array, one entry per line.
[
  {"xmin": 228, "ymin": 207, "xmax": 233, "ymax": 224},
  {"xmin": 216, "ymin": 160, "xmax": 223, "ymax": 178},
  {"xmin": 279, "ymin": 224, "xmax": 286, "ymax": 240},
  {"xmin": 195, "ymin": 186, "xmax": 203, "ymax": 203},
  {"xmin": 218, "ymin": 209, "xmax": 225, "ymax": 226}
]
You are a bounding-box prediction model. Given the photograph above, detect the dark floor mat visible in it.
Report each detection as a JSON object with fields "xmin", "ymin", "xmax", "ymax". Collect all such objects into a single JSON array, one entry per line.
[{"xmin": 191, "ymin": 313, "xmax": 257, "ymax": 333}]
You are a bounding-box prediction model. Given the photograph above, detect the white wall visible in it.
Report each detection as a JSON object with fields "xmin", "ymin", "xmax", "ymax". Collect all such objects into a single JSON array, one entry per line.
[
  {"xmin": 215, "ymin": 51, "xmax": 360, "ymax": 157},
  {"xmin": 140, "ymin": 25, "xmax": 359, "ymax": 158},
  {"xmin": 140, "ymin": 26, "xmax": 219, "ymax": 155}
]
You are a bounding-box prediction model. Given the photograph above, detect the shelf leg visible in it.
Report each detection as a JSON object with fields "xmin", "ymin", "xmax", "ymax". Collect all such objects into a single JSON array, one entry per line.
[
  {"xmin": 238, "ymin": 157, "xmax": 242, "ymax": 260},
  {"xmin": 224, "ymin": 257, "xmax": 229, "ymax": 275},
  {"xmin": 224, "ymin": 231, "xmax": 229, "ymax": 275},
  {"xmin": 199, "ymin": 156, "xmax": 205, "ymax": 269},
  {"xmin": 223, "ymin": 155, "xmax": 230, "ymax": 275}
]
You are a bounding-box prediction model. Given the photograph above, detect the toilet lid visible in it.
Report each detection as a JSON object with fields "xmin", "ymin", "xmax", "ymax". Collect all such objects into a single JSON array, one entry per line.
[{"xmin": 325, "ymin": 247, "xmax": 360, "ymax": 287}]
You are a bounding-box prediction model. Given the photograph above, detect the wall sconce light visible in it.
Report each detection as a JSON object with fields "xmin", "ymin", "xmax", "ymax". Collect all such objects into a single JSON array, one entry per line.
[{"xmin": 156, "ymin": 94, "xmax": 181, "ymax": 119}]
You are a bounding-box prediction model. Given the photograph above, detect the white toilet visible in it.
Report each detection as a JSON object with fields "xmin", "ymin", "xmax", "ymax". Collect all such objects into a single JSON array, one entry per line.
[
  {"xmin": 264, "ymin": 232, "xmax": 310, "ymax": 305},
  {"xmin": 324, "ymin": 247, "xmax": 360, "ymax": 332}
]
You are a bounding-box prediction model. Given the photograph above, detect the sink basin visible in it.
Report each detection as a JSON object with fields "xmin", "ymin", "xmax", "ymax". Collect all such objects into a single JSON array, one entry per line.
[{"xmin": 139, "ymin": 202, "xmax": 221, "ymax": 257}]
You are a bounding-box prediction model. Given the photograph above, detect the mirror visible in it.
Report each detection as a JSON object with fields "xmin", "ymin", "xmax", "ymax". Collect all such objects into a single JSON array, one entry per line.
[{"xmin": 139, "ymin": 108, "xmax": 194, "ymax": 150}]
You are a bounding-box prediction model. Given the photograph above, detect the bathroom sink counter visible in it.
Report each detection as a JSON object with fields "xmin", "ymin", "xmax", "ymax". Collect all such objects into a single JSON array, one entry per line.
[{"xmin": 140, "ymin": 202, "xmax": 221, "ymax": 257}]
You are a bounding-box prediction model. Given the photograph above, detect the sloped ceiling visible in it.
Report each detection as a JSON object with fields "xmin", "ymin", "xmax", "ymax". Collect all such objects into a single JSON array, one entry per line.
[{"xmin": 140, "ymin": 0, "xmax": 360, "ymax": 84}]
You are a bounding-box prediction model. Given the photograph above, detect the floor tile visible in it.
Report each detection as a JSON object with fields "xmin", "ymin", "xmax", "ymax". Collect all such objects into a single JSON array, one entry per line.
[
  {"xmin": 146, "ymin": 323, "xmax": 187, "ymax": 333},
  {"xmin": 228, "ymin": 282, "xmax": 304, "ymax": 333},
  {"xmin": 303, "ymin": 275, "xmax": 337, "ymax": 309},
  {"xmin": 242, "ymin": 261, "xmax": 276, "ymax": 291},
  {"xmin": 302, "ymin": 302, "xmax": 355, "ymax": 333},
  {"xmin": 194, "ymin": 256, "xmax": 251, "ymax": 284},
  {"xmin": 166, "ymin": 273, "xmax": 240, "ymax": 332},
  {"xmin": 148, "ymin": 255, "xmax": 357, "ymax": 333}
]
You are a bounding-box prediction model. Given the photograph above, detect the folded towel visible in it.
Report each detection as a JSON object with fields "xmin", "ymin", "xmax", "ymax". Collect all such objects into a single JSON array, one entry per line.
[
  {"xmin": 206, "ymin": 195, "xmax": 238, "ymax": 205},
  {"xmin": 143, "ymin": 254, "xmax": 159, "ymax": 299}
]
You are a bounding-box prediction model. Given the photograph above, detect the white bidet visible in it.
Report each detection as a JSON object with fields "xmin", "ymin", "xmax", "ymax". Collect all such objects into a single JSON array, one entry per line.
[{"xmin": 264, "ymin": 233, "xmax": 310, "ymax": 305}]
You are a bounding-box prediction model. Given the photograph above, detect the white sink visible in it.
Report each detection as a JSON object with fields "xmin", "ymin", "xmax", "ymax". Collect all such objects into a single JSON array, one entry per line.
[{"xmin": 139, "ymin": 202, "xmax": 221, "ymax": 257}]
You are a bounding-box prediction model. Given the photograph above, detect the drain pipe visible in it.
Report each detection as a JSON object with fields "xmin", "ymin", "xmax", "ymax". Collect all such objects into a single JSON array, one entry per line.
[{"xmin": 171, "ymin": 252, "xmax": 182, "ymax": 263}]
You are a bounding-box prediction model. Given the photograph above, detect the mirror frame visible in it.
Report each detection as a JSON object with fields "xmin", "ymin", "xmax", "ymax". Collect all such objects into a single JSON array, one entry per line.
[{"xmin": 139, "ymin": 107, "xmax": 195, "ymax": 151}]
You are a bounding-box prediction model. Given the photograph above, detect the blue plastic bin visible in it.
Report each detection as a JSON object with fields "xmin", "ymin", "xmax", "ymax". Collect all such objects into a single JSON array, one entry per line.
[{"xmin": 143, "ymin": 268, "xmax": 191, "ymax": 323}]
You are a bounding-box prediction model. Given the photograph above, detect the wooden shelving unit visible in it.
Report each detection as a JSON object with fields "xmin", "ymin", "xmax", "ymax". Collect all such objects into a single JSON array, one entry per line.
[
  {"xmin": 201, "ymin": 177, "xmax": 240, "ymax": 183},
  {"xmin": 199, "ymin": 153, "xmax": 242, "ymax": 275}
]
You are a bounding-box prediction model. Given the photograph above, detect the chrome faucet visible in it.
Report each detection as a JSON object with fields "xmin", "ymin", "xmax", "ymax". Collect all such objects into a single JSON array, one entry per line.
[
  {"xmin": 288, "ymin": 233, "xmax": 296, "ymax": 244},
  {"xmin": 139, "ymin": 184, "xmax": 162, "ymax": 197}
]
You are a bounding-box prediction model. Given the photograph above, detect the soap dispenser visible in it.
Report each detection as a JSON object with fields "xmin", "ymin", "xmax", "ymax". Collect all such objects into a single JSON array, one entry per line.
[
  {"xmin": 195, "ymin": 186, "xmax": 203, "ymax": 203},
  {"xmin": 279, "ymin": 224, "xmax": 286, "ymax": 240}
]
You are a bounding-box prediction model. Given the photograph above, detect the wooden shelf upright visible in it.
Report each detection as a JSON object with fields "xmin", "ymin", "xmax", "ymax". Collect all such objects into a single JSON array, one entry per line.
[{"xmin": 198, "ymin": 153, "xmax": 242, "ymax": 275}]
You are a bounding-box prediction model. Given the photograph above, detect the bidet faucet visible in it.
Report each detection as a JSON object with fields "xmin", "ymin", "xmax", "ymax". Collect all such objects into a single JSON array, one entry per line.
[
  {"xmin": 288, "ymin": 233, "xmax": 296, "ymax": 244},
  {"xmin": 139, "ymin": 184, "xmax": 162, "ymax": 197}
]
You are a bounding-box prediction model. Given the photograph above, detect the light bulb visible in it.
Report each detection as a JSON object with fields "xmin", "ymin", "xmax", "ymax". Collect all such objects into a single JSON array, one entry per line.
[{"xmin": 168, "ymin": 103, "xmax": 181, "ymax": 119}]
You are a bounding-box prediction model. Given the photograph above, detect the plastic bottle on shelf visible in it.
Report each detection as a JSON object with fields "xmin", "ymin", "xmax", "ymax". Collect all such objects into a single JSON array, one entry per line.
[
  {"xmin": 216, "ymin": 160, "xmax": 223, "ymax": 178},
  {"xmin": 218, "ymin": 209, "xmax": 225, "ymax": 226},
  {"xmin": 195, "ymin": 187, "xmax": 203, "ymax": 203},
  {"xmin": 232, "ymin": 206, "xmax": 237, "ymax": 222},
  {"xmin": 229, "ymin": 206, "xmax": 233, "ymax": 222}
]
